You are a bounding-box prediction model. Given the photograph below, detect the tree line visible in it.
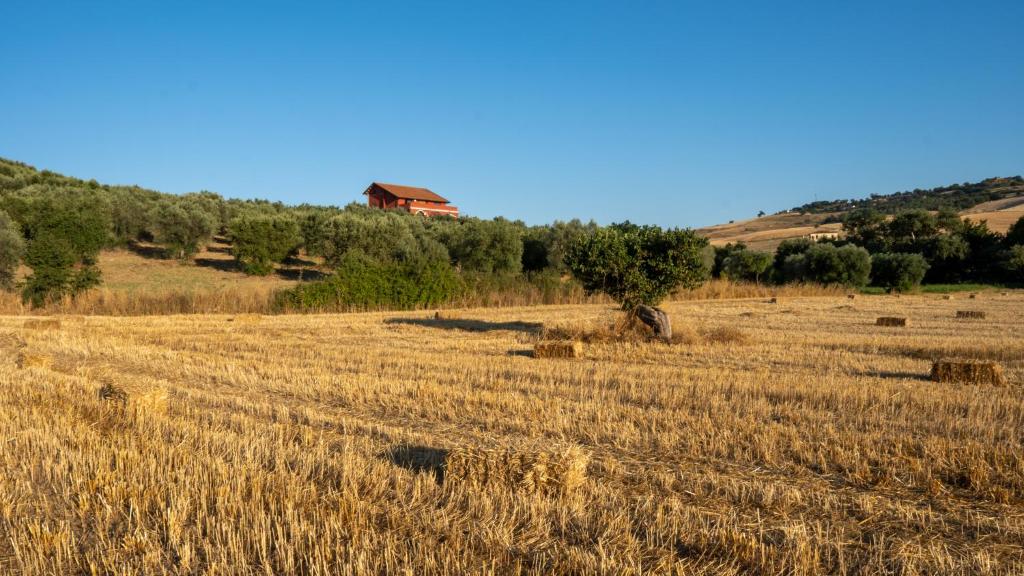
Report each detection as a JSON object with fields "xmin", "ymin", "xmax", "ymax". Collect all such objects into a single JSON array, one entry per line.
[
  {"xmin": 0, "ymin": 158, "xmax": 601, "ymax": 308},
  {"xmin": 2, "ymin": 157, "xmax": 1022, "ymax": 311}
]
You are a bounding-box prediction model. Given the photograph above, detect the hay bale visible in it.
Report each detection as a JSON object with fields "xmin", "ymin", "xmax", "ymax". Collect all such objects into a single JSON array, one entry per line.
[
  {"xmin": 16, "ymin": 352, "xmax": 52, "ymax": 370},
  {"xmin": 533, "ymin": 340, "xmax": 582, "ymax": 359},
  {"xmin": 847, "ymin": 294, "xmax": 856, "ymax": 300},
  {"xmin": 956, "ymin": 310, "xmax": 986, "ymax": 319},
  {"xmin": 768, "ymin": 297, "xmax": 778, "ymax": 304},
  {"xmin": 942, "ymin": 295, "xmax": 953, "ymax": 300},
  {"xmin": 876, "ymin": 316, "xmax": 908, "ymax": 327},
  {"xmin": 230, "ymin": 314, "xmax": 262, "ymax": 324},
  {"xmin": 930, "ymin": 360, "xmax": 1006, "ymax": 386},
  {"xmin": 969, "ymin": 293, "xmax": 977, "ymax": 299},
  {"xmin": 98, "ymin": 382, "xmax": 168, "ymax": 415},
  {"xmin": 23, "ymin": 318, "xmax": 61, "ymax": 330},
  {"xmin": 444, "ymin": 443, "xmax": 589, "ymax": 494}
]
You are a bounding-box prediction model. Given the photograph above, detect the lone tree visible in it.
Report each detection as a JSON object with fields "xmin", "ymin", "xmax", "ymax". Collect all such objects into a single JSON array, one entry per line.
[{"xmin": 565, "ymin": 222, "xmax": 709, "ymax": 340}]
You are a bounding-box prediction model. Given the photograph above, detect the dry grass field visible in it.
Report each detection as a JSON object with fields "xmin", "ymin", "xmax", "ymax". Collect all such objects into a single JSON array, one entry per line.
[{"xmin": 1, "ymin": 294, "xmax": 1023, "ymax": 574}]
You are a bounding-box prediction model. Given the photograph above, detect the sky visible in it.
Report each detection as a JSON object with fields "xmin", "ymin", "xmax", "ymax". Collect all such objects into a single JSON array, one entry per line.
[{"xmin": 1, "ymin": 0, "xmax": 1022, "ymax": 228}]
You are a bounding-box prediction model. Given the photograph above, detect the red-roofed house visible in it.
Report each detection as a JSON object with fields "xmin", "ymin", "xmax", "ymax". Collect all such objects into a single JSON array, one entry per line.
[{"xmin": 363, "ymin": 182, "xmax": 459, "ymax": 217}]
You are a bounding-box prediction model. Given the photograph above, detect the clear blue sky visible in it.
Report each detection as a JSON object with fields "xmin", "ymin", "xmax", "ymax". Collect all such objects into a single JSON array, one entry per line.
[{"xmin": 2, "ymin": 1, "xmax": 1021, "ymax": 228}]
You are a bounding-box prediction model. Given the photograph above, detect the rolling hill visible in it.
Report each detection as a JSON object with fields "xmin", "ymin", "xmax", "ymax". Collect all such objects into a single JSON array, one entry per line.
[{"xmin": 699, "ymin": 177, "xmax": 1024, "ymax": 251}]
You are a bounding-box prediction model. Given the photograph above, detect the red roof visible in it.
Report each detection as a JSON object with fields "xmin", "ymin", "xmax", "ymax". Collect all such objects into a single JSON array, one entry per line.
[{"xmin": 366, "ymin": 182, "xmax": 449, "ymax": 203}]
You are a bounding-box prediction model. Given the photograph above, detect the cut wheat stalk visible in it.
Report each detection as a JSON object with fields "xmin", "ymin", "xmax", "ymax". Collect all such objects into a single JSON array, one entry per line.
[{"xmin": 444, "ymin": 442, "xmax": 589, "ymax": 494}]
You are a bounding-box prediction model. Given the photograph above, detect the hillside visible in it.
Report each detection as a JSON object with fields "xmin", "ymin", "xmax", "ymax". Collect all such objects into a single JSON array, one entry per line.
[{"xmin": 700, "ymin": 177, "xmax": 1024, "ymax": 251}]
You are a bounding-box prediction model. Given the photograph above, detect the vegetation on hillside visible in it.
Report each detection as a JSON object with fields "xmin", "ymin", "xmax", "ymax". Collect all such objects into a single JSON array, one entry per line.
[{"xmin": 788, "ymin": 176, "xmax": 1023, "ymax": 215}]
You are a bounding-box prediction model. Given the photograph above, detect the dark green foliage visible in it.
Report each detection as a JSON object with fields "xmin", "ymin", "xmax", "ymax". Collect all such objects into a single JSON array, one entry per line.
[
  {"xmin": 520, "ymin": 219, "xmax": 598, "ymax": 274},
  {"xmin": 712, "ymin": 242, "xmax": 748, "ymax": 278},
  {"xmin": 565, "ymin": 223, "xmax": 709, "ymax": 310},
  {"xmin": 0, "ymin": 210, "xmax": 24, "ymax": 290},
  {"xmin": 772, "ymin": 238, "xmax": 816, "ymax": 283},
  {"xmin": 148, "ymin": 199, "xmax": 217, "ymax": 260},
  {"xmin": 228, "ymin": 215, "xmax": 302, "ymax": 275},
  {"xmin": 274, "ymin": 251, "xmax": 462, "ymax": 311},
  {"xmin": 18, "ymin": 194, "xmax": 109, "ymax": 306},
  {"xmin": 722, "ymin": 249, "xmax": 773, "ymax": 284},
  {"xmin": 1004, "ymin": 245, "xmax": 1024, "ymax": 283},
  {"xmin": 1005, "ymin": 215, "xmax": 1024, "ymax": 247},
  {"xmin": 871, "ymin": 253, "xmax": 929, "ymax": 292}
]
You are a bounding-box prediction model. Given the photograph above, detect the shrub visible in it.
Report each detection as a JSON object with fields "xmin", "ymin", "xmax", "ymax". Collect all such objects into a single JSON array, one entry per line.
[
  {"xmin": 274, "ymin": 252, "xmax": 462, "ymax": 311},
  {"xmin": 0, "ymin": 210, "xmax": 23, "ymax": 291},
  {"xmin": 871, "ymin": 252, "xmax": 929, "ymax": 292},
  {"xmin": 228, "ymin": 215, "xmax": 302, "ymax": 275}
]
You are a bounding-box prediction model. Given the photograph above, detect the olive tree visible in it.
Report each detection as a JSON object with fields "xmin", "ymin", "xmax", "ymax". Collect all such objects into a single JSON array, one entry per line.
[
  {"xmin": 565, "ymin": 223, "xmax": 709, "ymax": 340},
  {"xmin": 228, "ymin": 214, "xmax": 302, "ymax": 275}
]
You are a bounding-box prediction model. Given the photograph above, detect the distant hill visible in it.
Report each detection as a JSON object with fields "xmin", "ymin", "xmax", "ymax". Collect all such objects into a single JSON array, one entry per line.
[
  {"xmin": 700, "ymin": 176, "xmax": 1024, "ymax": 252},
  {"xmin": 788, "ymin": 176, "xmax": 1024, "ymax": 215}
]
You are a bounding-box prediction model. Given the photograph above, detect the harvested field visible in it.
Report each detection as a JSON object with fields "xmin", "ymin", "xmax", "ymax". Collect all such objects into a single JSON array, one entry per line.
[{"xmin": 1, "ymin": 293, "xmax": 1023, "ymax": 574}]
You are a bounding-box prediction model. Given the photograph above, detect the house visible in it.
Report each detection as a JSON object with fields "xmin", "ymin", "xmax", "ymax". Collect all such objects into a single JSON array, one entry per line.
[
  {"xmin": 807, "ymin": 231, "xmax": 841, "ymax": 241},
  {"xmin": 363, "ymin": 182, "xmax": 459, "ymax": 217}
]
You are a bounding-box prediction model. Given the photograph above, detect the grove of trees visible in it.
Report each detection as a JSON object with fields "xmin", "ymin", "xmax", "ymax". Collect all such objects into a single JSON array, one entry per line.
[{"xmin": 2, "ymin": 156, "xmax": 1022, "ymax": 309}]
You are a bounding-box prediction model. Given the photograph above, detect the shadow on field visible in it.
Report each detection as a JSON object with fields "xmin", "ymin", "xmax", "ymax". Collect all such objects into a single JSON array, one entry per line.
[
  {"xmin": 127, "ymin": 241, "xmax": 168, "ymax": 260},
  {"xmin": 856, "ymin": 369, "xmax": 931, "ymax": 381},
  {"xmin": 194, "ymin": 257, "xmax": 243, "ymax": 273},
  {"xmin": 275, "ymin": 267, "xmax": 327, "ymax": 282},
  {"xmin": 384, "ymin": 445, "xmax": 448, "ymax": 483},
  {"xmin": 385, "ymin": 318, "xmax": 543, "ymax": 334}
]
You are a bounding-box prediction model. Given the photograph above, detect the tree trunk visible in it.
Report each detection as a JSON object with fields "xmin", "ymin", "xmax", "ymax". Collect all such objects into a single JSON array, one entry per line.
[{"xmin": 636, "ymin": 304, "xmax": 672, "ymax": 341}]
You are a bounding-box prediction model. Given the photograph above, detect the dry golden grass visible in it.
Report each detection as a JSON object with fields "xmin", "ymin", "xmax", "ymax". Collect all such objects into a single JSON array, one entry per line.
[{"xmin": 1, "ymin": 294, "xmax": 1023, "ymax": 574}]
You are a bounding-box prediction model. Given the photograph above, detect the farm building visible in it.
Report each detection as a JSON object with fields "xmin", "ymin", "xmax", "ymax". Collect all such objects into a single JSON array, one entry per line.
[
  {"xmin": 807, "ymin": 231, "xmax": 842, "ymax": 241},
  {"xmin": 364, "ymin": 182, "xmax": 459, "ymax": 217}
]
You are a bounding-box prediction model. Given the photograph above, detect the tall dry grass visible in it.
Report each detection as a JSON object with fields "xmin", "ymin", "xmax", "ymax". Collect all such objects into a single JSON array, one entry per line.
[
  {"xmin": 0, "ymin": 279, "xmax": 848, "ymax": 316},
  {"xmin": 0, "ymin": 294, "xmax": 1022, "ymax": 573}
]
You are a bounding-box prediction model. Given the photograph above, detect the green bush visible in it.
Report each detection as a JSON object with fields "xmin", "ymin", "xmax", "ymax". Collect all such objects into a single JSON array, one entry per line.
[
  {"xmin": 274, "ymin": 252, "xmax": 462, "ymax": 311},
  {"xmin": 0, "ymin": 210, "xmax": 24, "ymax": 291},
  {"xmin": 871, "ymin": 252, "xmax": 929, "ymax": 292},
  {"xmin": 228, "ymin": 215, "xmax": 302, "ymax": 275}
]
